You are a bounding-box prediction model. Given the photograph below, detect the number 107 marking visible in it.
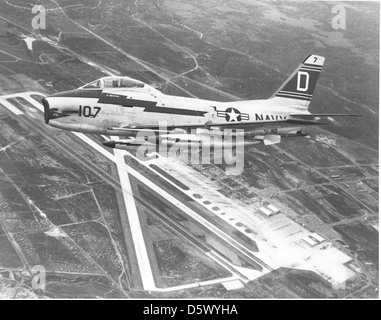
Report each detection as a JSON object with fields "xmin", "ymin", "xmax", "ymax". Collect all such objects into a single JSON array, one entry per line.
[{"xmin": 79, "ymin": 105, "xmax": 101, "ymax": 118}]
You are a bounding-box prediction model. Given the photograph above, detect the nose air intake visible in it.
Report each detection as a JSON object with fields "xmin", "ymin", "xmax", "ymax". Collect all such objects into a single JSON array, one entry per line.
[{"xmin": 42, "ymin": 98, "xmax": 50, "ymax": 124}]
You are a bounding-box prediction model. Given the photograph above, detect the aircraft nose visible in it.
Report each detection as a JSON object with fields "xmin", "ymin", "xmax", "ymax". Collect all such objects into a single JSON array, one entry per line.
[{"xmin": 42, "ymin": 97, "xmax": 51, "ymax": 124}]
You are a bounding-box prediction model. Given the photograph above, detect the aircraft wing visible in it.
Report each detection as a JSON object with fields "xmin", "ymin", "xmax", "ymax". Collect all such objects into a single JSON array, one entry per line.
[
  {"xmin": 108, "ymin": 117, "xmax": 325, "ymax": 135},
  {"xmin": 290, "ymin": 113, "xmax": 361, "ymax": 117},
  {"xmin": 204, "ymin": 118, "xmax": 325, "ymax": 130}
]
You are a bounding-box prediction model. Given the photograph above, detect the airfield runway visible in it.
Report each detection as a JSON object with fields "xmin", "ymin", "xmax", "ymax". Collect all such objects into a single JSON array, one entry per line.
[
  {"xmin": 0, "ymin": 90, "xmax": 378, "ymax": 298},
  {"xmin": 0, "ymin": 91, "xmax": 271, "ymax": 293}
]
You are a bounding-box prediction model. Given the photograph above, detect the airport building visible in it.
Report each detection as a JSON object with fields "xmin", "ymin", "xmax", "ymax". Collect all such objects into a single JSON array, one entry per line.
[
  {"xmin": 259, "ymin": 207, "xmax": 274, "ymax": 218},
  {"xmin": 267, "ymin": 204, "xmax": 280, "ymax": 214},
  {"xmin": 259, "ymin": 204, "xmax": 280, "ymax": 218},
  {"xmin": 302, "ymin": 233, "xmax": 325, "ymax": 247},
  {"xmin": 310, "ymin": 233, "xmax": 325, "ymax": 243},
  {"xmin": 302, "ymin": 236, "xmax": 318, "ymax": 246}
]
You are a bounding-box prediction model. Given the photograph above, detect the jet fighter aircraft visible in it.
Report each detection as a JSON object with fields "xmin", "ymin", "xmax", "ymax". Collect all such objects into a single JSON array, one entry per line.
[{"xmin": 42, "ymin": 54, "xmax": 358, "ymax": 149}]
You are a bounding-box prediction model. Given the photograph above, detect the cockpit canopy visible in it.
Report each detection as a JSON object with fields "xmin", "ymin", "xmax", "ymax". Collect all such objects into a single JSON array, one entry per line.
[{"xmin": 79, "ymin": 76, "xmax": 145, "ymax": 90}]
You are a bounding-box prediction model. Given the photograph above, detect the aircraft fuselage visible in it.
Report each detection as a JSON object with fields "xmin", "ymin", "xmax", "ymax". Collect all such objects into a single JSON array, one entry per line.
[
  {"xmin": 43, "ymin": 88, "xmax": 301, "ymax": 137},
  {"xmin": 44, "ymin": 55, "xmax": 340, "ymax": 147}
]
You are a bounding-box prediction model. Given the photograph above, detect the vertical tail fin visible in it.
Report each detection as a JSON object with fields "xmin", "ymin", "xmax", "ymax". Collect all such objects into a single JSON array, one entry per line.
[{"xmin": 271, "ymin": 54, "xmax": 325, "ymax": 110}]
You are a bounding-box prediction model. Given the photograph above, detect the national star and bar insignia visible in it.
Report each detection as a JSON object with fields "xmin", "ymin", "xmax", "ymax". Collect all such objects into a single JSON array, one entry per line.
[{"xmin": 217, "ymin": 107, "xmax": 249, "ymax": 122}]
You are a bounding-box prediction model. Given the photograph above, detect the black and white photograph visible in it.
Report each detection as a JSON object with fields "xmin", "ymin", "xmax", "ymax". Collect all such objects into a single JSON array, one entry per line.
[{"xmin": 0, "ymin": 0, "xmax": 378, "ymax": 302}]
